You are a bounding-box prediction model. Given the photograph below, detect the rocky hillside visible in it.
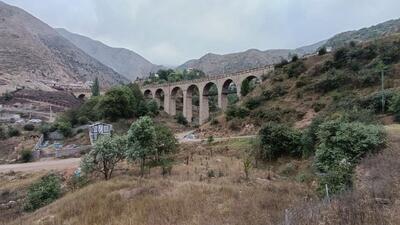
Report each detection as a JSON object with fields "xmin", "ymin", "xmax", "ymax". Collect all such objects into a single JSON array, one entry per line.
[
  {"xmin": 57, "ymin": 28, "xmax": 163, "ymax": 81},
  {"xmin": 0, "ymin": 1, "xmax": 129, "ymax": 93},
  {"xmin": 325, "ymin": 18, "xmax": 400, "ymax": 48},
  {"xmin": 178, "ymin": 18, "xmax": 400, "ymax": 76}
]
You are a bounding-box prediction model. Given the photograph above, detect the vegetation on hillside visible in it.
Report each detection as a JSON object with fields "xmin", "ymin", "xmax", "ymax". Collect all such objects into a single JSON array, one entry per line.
[{"xmin": 144, "ymin": 68, "xmax": 206, "ymax": 85}]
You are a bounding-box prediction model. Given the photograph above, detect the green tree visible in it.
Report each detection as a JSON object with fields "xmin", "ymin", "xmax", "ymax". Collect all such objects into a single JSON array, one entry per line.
[
  {"xmin": 99, "ymin": 86, "xmax": 135, "ymax": 121},
  {"xmin": 146, "ymin": 100, "xmax": 159, "ymax": 116},
  {"xmin": 81, "ymin": 135, "xmax": 127, "ymax": 180},
  {"xmin": 126, "ymin": 116, "xmax": 157, "ymax": 176},
  {"xmin": 91, "ymin": 77, "xmax": 100, "ymax": 97},
  {"xmin": 154, "ymin": 125, "xmax": 178, "ymax": 159}
]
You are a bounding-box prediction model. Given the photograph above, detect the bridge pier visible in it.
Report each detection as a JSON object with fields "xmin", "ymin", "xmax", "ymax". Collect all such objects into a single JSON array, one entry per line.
[
  {"xmin": 199, "ymin": 89, "xmax": 209, "ymax": 125},
  {"xmin": 183, "ymin": 90, "xmax": 193, "ymax": 123}
]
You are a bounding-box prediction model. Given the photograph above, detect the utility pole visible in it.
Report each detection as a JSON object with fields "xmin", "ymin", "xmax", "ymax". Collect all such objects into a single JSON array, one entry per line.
[
  {"xmin": 378, "ymin": 61, "xmax": 387, "ymax": 114},
  {"xmin": 381, "ymin": 69, "xmax": 385, "ymax": 113}
]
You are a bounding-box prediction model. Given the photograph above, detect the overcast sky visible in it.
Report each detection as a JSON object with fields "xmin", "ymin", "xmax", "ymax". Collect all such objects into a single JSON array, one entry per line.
[{"xmin": 3, "ymin": 0, "xmax": 400, "ymax": 66}]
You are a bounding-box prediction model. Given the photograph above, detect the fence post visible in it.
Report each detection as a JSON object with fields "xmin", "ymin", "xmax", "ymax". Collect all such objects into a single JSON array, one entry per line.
[
  {"xmin": 325, "ymin": 184, "xmax": 330, "ymax": 204},
  {"xmin": 285, "ymin": 209, "xmax": 289, "ymax": 225}
]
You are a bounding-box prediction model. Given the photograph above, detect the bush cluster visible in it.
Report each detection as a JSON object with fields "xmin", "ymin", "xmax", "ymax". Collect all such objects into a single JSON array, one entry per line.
[
  {"xmin": 258, "ymin": 122, "xmax": 302, "ymax": 160},
  {"xmin": 225, "ymin": 105, "xmax": 250, "ymax": 121},
  {"xmin": 24, "ymin": 174, "xmax": 62, "ymax": 211},
  {"xmin": 315, "ymin": 120, "xmax": 386, "ymax": 194}
]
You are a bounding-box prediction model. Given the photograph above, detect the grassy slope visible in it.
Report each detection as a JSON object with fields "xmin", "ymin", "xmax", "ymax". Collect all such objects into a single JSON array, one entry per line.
[{"xmin": 8, "ymin": 139, "xmax": 315, "ymax": 225}]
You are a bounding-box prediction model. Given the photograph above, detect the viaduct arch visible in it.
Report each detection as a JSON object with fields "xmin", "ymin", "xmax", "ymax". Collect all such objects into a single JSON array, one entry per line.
[{"xmin": 141, "ymin": 66, "xmax": 273, "ymax": 124}]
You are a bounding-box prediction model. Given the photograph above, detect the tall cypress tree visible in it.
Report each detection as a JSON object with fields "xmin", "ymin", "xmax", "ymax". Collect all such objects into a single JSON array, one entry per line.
[{"xmin": 91, "ymin": 77, "xmax": 100, "ymax": 97}]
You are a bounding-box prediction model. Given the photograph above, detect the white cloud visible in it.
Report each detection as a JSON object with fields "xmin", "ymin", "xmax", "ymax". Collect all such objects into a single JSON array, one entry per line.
[{"xmin": 3, "ymin": 0, "xmax": 400, "ymax": 65}]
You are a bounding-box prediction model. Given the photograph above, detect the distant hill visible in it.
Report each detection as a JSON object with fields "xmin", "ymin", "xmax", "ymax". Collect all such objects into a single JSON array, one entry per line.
[
  {"xmin": 57, "ymin": 28, "xmax": 163, "ymax": 81},
  {"xmin": 325, "ymin": 18, "xmax": 400, "ymax": 48},
  {"xmin": 177, "ymin": 18, "xmax": 400, "ymax": 76},
  {"xmin": 0, "ymin": 1, "xmax": 129, "ymax": 93}
]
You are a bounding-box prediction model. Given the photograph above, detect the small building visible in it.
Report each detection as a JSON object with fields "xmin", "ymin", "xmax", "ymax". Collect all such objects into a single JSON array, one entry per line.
[{"xmin": 89, "ymin": 122, "xmax": 113, "ymax": 145}]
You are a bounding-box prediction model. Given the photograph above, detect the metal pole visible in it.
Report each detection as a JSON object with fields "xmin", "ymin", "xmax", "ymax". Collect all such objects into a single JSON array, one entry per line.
[
  {"xmin": 325, "ymin": 184, "xmax": 330, "ymax": 204},
  {"xmin": 285, "ymin": 209, "xmax": 289, "ymax": 225}
]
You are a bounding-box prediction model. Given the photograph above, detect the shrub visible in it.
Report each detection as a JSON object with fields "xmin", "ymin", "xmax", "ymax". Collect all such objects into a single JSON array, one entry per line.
[
  {"xmin": 0, "ymin": 126, "xmax": 7, "ymax": 140},
  {"xmin": 228, "ymin": 118, "xmax": 242, "ymax": 131},
  {"xmin": 67, "ymin": 175, "xmax": 89, "ymax": 192},
  {"xmin": 146, "ymin": 100, "xmax": 159, "ymax": 116},
  {"xmin": 210, "ymin": 117, "xmax": 219, "ymax": 126},
  {"xmin": 390, "ymin": 92, "xmax": 400, "ymax": 121},
  {"xmin": 20, "ymin": 149, "xmax": 33, "ymax": 163},
  {"xmin": 285, "ymin": 61, "xmax": 307, "ymax": 78},
  {"xmin": 2, "ymin": 91, "xmax": 13, "ymax": 101},
  {"xmin": 78, "ymin": 116, "xmax": 89, "ymax": 125},
  {"xmin": 38, "ymin": 123, "xmax": 54, "ymax": 135},
  {"xmin": 275, "ymin": 59, "xmax": 289, "ymax": 69},
  {"xmin": 175, "ymin": 113, "xmax": 188, "ymax": 126},
  {"xmin": 7, "ymin": 126, "xmax": 20, "ymax": 137},
  {"xmin": 312, "ymin": 102, "xmax": 326, "ymax": 112},
  {"xmin": 250, "ymin": 108, "xmax": 281, "ymax": 123},
  {"xmin": 333, "ymin": 47, "xmax": 350, "ymax": 68},
  {"xmin": 315, "ymin": 120, "xmax": 386, "ymax": 194},
  {"xmin": 225, "ymin": 105, "xmax": 249, "ymax": 121},
  {"xmin": 318, "ymin": 47, "xmax": 327, "ymax": 55},
  {"xmin": 259, "ymin": 122, "xmax": 302, "ymax": 161},
  {"xmin": 291, "ymin": 55, "xmax": 299, "ymax": 62},
  {"xmin": 24, "ymin": 174, "xmax": 61, "ymax": 211},
  {"xmin": 244, "ymin": 96, "xmax": 263, "ymax": 110},
  {"xmin": 314, "ymin": 70, "xmax": 348, "ymax": 94},
  {"xmin": 23, "ymin": 124, "xmax": 35, "ymax": 131},
  {"xmin": 56, "ymin": 121, "xmax": 72, "ymax": 137},
  {"xmin": 358, "ymin": 90, "xmax": 395, "ymax": 113}
]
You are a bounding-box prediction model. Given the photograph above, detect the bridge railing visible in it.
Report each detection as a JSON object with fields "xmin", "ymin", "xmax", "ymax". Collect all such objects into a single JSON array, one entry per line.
[{"xmin": 142, "ymin": 65, "xmax": 274, "ymax": 89}]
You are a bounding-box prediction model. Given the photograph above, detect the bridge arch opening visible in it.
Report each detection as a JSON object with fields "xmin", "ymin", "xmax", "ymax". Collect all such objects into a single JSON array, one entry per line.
[
  {"xmin": 155, "ymin": 89, "xmax": 165, "ymax": 110},
  {"xmin": 144, "ymin": 89, "xmax": 153, "ymax": 99},
  {"xmin": 241, "ymin": 75, "xmax": 261, "ymax": 97},
  {"xmin": 221, "ymin": 79, "xmax": 239, "ymax": 110},
  {"xmin": 170, "ymin": 86, "xmax": 183, "ymax": 116},
  {"xmin": 185, "ymin": 84, "xmax": 200, "ymax": 124},
  {"xmin": 200, "ymin": 82, "xmax": 218, "ymax": 124}
]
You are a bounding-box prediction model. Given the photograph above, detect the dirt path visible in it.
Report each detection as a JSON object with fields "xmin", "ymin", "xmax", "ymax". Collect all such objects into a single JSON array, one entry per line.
[{"xmin": 0, "ymin": 158, "xmax": 81, "ymax": 173}]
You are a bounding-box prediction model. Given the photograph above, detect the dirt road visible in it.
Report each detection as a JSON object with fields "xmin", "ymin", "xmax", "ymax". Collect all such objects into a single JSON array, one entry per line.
[{"xmin": 0, "ymin": 158, "xmax": 81, "ymax": 173}]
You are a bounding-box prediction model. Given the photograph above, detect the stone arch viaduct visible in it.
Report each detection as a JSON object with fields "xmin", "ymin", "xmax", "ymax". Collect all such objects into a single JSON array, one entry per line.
[{"xmin": 141, "ymin": 66, "xmax": 274, "ymax": 124}]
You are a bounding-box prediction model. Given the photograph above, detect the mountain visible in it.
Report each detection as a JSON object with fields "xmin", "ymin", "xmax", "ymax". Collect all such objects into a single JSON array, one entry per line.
[
  {"xmin": 57, "ymin": 28, "xmax": 163, "ymax": 81},
  {"xmin": 176, "ymin": 42, "xmax": 326, "ymax": 75},
  {"xmin": 325, "ymin": 18, "xmax": 400, "ymax": 48},
  {"xmin": 0, "ymin": 1, "xmax": 129, "ymax": 93},
  {"xmin": 177, "ymin": 18, "xmax": 400, "ymax": 75}
]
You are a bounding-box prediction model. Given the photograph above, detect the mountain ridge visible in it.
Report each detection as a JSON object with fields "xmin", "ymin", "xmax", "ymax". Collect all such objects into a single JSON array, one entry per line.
[
  {"xmin": 56, "ymin": 28, "xmax": 163, "ymax": 81},
  {"xmin": 0, "ymin": 1, "xmax": 129, "ymax": 93},
  {"xmin": 177, "ymin": 18, "xmax": 400, "ymax": 75}
]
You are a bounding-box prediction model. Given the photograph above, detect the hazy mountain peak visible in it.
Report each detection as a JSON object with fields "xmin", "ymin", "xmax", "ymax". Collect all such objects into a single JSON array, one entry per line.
[{"xmin": 56, "ymin": 28, "xmax": 162, "ymax": 80}]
